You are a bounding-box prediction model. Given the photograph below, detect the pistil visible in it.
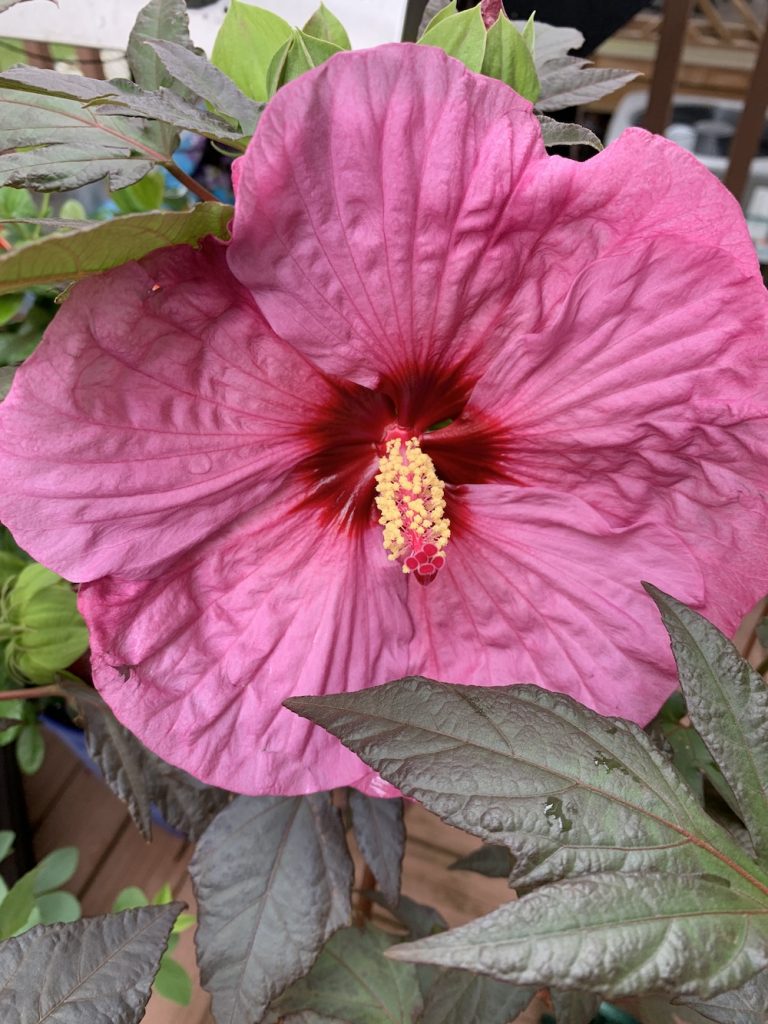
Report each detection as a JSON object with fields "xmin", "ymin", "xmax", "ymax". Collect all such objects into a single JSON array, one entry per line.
[{"xmin": 374, "ymin": 436, "xmax": 450, "ymax": 584}]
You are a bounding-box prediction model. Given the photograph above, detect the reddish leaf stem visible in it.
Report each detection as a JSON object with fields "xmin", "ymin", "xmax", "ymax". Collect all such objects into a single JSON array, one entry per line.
[
  {"xmin": 0, "ymin": 684, "xmax": 64, "ymax": 701},
  {"xmin": 164, "ymin": 162, "xmax": 220, "ymax": 204}
]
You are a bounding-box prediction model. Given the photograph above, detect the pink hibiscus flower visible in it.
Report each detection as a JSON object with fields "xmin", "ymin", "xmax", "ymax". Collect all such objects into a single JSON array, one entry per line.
[{"xmin": 0, "ymin": 44, "xmax": 766, "ymax": 796}]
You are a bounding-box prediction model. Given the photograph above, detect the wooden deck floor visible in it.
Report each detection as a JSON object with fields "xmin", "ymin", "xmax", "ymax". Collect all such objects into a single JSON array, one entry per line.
[{"xmin": 20, "ymin": 596, "xmax": 768, "ymax": 1024}]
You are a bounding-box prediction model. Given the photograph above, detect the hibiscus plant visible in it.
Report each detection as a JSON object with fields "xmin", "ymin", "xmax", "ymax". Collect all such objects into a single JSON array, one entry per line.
[{"xmin": 0, "ymin": 1, "xmax": 766, "ymax": 1022}]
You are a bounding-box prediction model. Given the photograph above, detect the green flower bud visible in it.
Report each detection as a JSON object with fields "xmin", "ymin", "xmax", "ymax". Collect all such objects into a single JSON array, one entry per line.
[
  {"xmin": 418, "ymin": 1, "xmax": 540, "ymax": 102},
  {"xmin": 2, "ymin": 563, "xmax": 88, "ymax": 685}
]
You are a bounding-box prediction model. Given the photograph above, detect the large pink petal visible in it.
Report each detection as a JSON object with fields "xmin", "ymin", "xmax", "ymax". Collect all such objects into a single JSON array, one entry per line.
[
  {"xmin": 412, "ymin": 484, "xmax": 706, "ymax": 722},
  {"xmin": 0, "ymin": 241, "xmax": 349, "ymax": 582},
  {"xmin": 228, "ymin": 44, "xmax": 543, "ymax": 383},
  {"xmin": 84, "ymin": 478, "xmax": 709, "ymax": 797},
  {"xmin": 436, "ymin": 232, "xmax": 768, "ymax": 628},
  {"xmin": 228, "ymin": 45, "xmax": 757, "ymax": 392},
  {"xmin": 80, "ymin": 491, "xmax": 422, "ymax": 796}
]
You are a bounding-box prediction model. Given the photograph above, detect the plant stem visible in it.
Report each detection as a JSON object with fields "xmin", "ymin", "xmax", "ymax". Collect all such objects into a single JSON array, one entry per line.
[
  {"xmin": 354, "ymin": 864, "xmax": 376, "ymax": 927},
  {"xmin": 0, "ymin": 684, "xmax": 64, "ymax": 701},
  {"xmin": 163, "ymin": 161, "xmax": 220, "ymax": 204}
]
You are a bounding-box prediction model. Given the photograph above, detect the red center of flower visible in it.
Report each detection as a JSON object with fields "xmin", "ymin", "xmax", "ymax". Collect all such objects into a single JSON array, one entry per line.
[{"xmin": 298, "ymin": 362, "xmax": 510, "ymax": 578}]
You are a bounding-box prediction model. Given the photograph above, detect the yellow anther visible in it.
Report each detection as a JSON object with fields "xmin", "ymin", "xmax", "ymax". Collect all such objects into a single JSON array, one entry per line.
[{"xmin": 374, "ymin": 436, "xmax": 450, "ymax": 579}]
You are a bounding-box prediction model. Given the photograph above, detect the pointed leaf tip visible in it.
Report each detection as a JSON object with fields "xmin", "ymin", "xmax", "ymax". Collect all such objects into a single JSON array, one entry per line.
[
  {"xmin": 0, "ymin": 904, "xmax": 182, "ymax": 1023},
  {"xmin": 645, "ymin": 584, "xmax": 768, "ymax": 860}
]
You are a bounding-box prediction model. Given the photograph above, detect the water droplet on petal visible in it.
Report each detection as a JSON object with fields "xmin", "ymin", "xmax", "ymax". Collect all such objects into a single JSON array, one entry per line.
[{"xmin": 189, "ymin": 453, "xmax": 213, "ymax": 475}]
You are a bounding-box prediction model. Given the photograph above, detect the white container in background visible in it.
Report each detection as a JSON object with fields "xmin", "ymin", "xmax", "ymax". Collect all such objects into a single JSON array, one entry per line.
[{"xmin": 0, "ymin": 0, "xmax": 410, "ymax": 53}]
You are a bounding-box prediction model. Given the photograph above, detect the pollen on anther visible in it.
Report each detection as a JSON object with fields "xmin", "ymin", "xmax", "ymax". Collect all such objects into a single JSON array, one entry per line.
[{"xmin": 374, "ymin": 435, "xmax": 450, "ymax": 582}]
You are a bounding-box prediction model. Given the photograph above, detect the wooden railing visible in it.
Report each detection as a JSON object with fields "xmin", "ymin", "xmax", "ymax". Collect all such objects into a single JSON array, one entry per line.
[{"xmin": 644, "ymin": 0, "xmax": 768, "ymax": 201}]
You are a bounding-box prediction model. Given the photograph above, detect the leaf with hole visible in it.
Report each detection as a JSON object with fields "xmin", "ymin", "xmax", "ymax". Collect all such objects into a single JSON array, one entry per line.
[
  {"xmin": 286, "ymin": 678, "xmax": 768, "ymax": 892},
  {"xmin": 191, "ymin": 794, "xmax": 352, "ymax": 1024},
  {"xmin": 0, "ymin": 904, "xmax": 181, "ymax": 1023}
]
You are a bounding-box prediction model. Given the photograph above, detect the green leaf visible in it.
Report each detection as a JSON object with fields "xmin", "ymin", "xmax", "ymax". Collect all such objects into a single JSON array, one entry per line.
[
  {"xmin": 537, "ymin": 115, "xmax": 603, "ymax": 151},
  {"xmin": 0, "ymin": 204, "xmax": 232, "ymax": 294},
  {"xmin": 450, "ymin": 844, "xmax": 514, "ymax": 878},
  {"xmin": 0, "ymin": 870, "xmax": 36, "ymax": 940},
  {"xmin": 647, "ymin": 586, "xmax": 768, "ymax": 861},
  {"xmin": 154, "ymin": 951, "xmax": 193, "ymax": 1005},
  {"xmin": 151, "ymin": 883, "xmax": 173, "ymax": 906},
  {"xmin": 482, "ymin": 15, "xmax": 540, "ymax": 101},
  {"xmin": 0, "ymin": 293, "xmax": 22, "ymax": 326},
  {"xmin": 648, "ymin": 693, "xmax": 738, "ymax": 814},
  {"xmin": 0, "ymin": 186, "xmax": 37, "ymax": 220},
  {"xmin": 349, "ymin": 792, "xmax": 404, "ymax": 907},
  {"xmin": 111, "ymin": 169, "xmax": 165, "ymax": 214},
  {"xmin": 536, "ymin": 57, "xmax": 640, "ymax": 112},
  {"xmin": 127, "ymin": 0, "xmax": 193, "ymax": 93},
  {"xmin": 0, "ymin": 832, "xmax": 14, "ymax": 864},
  {"xmin": 33, "ymin": 890, "xmax": 81, "ymax": 926},
  {"xmin": 303, "ymin": 5, "xmax": 351, "ymax": 49},
  {"xmin": 285, "ymin": 680, "xmax": 768, "ymax": 893},
  {"xmin": 0, "ymin": 904, "xmax": 182, "ymax": 1022},
  {"xmin": 146, "ymin": 39, "xmax": 261, "ymax": 136},
  {"xmin": 191, "ymin": 794, "xmax": 353, "ymax": 1024},
  {"xmin": 61, "ymin": 679, "xmax": 229, "ymax": 841},
  {"xmin": 15, "ymin": 722, "xmax": 45, "ymax": 775},
  {"xmin": 269, "ymin": 29, "xmax": 342, "ymax": 92},
  {"xmin": 58, "ymin": 199, "xmax": 87, "ymax": 221},
  {"xmin": 273, "ymin": 925, "xmax": 423, "ymax": 1024},
  {"xmin": 419, "ymin": 1, "xmax": 458, "ymax": 37},
  {"xmin": 211, "ymin": 0, "xmax": 292, "ymax": 103},
  {"xmin": 388, "ymin": 873, "xmax": 768, "ymax": 999},
  {"xmin": 113, "ymin": 887, "xmax": 149, "ymax": 913},
  {"xmin": 521, "ymin": 12, "xmax": 535, "ymax": 52},
  {"xmin": 551, "ymin": 990, "xmax": 602, "ymax": 1023},
  {"xmin": 419, "ymin": 969, "xmax": 535, "ymax": 1024},
  {"xmin": 418, "ymin": 6, "xmax": 487, "ymax": 73},
  {"xmin": 0, "ymin": 87, "xmax": 164, "ymax": 192},
  {"xmin": 5, "ymin": 563, "xmax": 88, "ymax": 682},
  {"xmin": 32, "ymin": 846, "xmax": 78, "ymax": 895}
]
